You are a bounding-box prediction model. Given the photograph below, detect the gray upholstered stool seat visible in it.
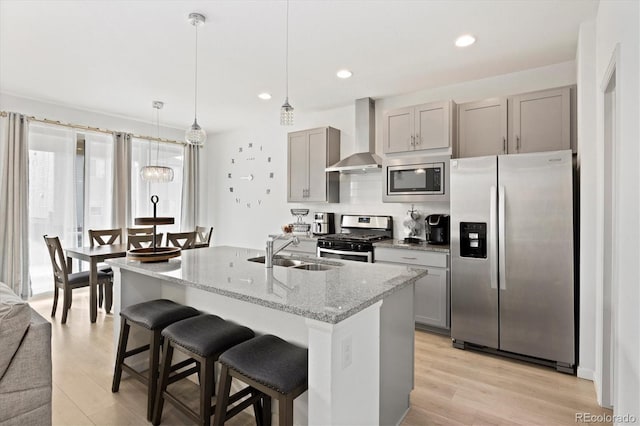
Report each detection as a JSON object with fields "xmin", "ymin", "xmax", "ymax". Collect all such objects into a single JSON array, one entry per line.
[
  {"xmin": 219, "ymin": 335, "xmax": 308, "ymax": 395},
  {"xmin": 214, "ymin": 335, "xmax": 309, "ymax": 426},
  {"xmin": 112, "ymin": 299, "xmax": 200, "ymax": 421},
  {"xmin": 152, "ymin": 315, "xmax": 259, "ymax": 426},
  {"xmin": 162, "ymin": 314, "xmax": 255, "ymax": 357},
  {"xmin": 121, "ymin": 299, "xmax": 200, "ymax": 330}
]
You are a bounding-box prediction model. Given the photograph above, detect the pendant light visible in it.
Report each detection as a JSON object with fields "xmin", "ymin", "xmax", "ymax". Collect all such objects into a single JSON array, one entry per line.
[
  {"xmin": 141, "ymin": 101, "xmax": 174, "ymax": 183},
  {"xmin": 185, "ymin": 12, "xmax": 207, "ymax": 145},
  {"xmin": 280, "ymin": 0, "xmax": 294, "ymax": 126}
]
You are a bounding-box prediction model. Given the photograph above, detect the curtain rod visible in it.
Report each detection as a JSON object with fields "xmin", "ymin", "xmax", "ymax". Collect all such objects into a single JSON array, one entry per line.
[{"xmin": 0, "ymin": 110, "xmax": 186, "ymax": 146}]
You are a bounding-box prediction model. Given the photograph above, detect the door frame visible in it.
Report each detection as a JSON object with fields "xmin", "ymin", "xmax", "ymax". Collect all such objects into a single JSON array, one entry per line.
[{"xmin": 596, "ymin": 43, "xmax": 620, "ymax": 409}]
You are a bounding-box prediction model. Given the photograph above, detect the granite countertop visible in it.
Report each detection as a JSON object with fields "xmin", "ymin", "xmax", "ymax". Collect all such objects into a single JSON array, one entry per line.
[
  {"xmin": 108, "ymin": 246, "xmax": 426, "ymax": 324},
  {"xmin": 374, "ymin": 240, "xmax": 450, "ymax": 253}
]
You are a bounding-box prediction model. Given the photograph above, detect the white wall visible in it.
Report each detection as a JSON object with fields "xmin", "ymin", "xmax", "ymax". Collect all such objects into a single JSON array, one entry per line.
[
  {"xmin": 0, "ymin": 92, "xmax": 184, "ymax": 140},
  {"xmin": 576, "ymin": 20, "xmax": 597, "ymax": 382},
  {"xmin": 590, "ymin": 0, "xmax": 639, "ymax": 419},
  {"xmin": 204, "ymin": 61, "xmax": 576, "ymax": 250}
]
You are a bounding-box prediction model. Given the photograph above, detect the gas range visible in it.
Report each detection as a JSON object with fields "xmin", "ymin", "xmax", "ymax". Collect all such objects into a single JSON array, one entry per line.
[{"xmin": 316, "ymin": 215, "xmax": 393, "ymax": 262}]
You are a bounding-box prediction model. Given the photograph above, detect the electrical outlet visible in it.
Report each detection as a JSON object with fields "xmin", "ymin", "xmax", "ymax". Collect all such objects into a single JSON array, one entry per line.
[{"xmin": 341, "ymin": 336, "xmax": 352, "ymax": 369}]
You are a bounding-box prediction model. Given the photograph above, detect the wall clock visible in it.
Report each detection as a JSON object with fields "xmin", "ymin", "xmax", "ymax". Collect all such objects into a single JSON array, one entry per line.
[{"xmin": 227, "ymin": 142, "xmax": 274, "ymax": 208}]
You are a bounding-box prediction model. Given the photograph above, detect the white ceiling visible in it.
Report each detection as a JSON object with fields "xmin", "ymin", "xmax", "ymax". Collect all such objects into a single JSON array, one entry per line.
[{"xmin": 0, "ymin": 0, "xmax": 598, "ymax": 134}]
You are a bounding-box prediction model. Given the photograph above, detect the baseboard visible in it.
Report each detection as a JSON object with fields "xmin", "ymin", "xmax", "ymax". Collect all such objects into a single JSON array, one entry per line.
[
  {"xmin": 577, "ymin": 366, "xmax": 594, "ymax": 381},
  {"xmin": 593, "ymin": 370, "xmax": 602, "ymax": 406}
]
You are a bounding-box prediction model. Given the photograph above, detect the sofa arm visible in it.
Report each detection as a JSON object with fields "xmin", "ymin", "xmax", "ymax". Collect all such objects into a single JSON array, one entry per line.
[{"xmin": 0, "ymin": 308, "xmax": 52, "ymax": 425}]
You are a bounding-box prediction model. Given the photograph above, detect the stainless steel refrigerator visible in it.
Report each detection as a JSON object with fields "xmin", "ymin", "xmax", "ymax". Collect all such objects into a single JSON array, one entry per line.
[{"xmin": 450, "ymin": 150, "xmax": 574, "ymax": 372}]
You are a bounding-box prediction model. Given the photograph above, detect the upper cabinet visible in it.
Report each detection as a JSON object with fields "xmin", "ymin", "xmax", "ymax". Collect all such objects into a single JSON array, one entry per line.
[
  {"xmin": 509, "ymin": 87, "xmax": 571, "ymax": 154},
  {"xmin": 458, "ymin": 98, "xmax": 508, "ymax": 157},
  {"xmin": 456, "ymin": 86, "xmax": 574, "ymax": 158},
  {"xmin": 287, "ymin": 126, "xmax": 340, "ymax": 203},
  {"xmin": 383, "ymin": 101, "xmax": 455, "ymax": 154}
]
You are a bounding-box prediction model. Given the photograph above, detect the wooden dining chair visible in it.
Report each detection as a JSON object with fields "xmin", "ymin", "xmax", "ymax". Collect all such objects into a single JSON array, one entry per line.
[
  {"xmin": 89, "ymin": 228, "xmax": 123, "ymax": 246},
  {"xmin": 166, "ymin": 231, "xmax": 196, "ymax": 250},
  {"xmin": 43, "ymin": 235, "xmax": 112, "ymax": 324},
  {"xmin": 127, "ymin": 227, "xmax": 154, "ymax": 236},
  {"xmin": 128, "ymin": 233, "xmax": 164, "ymax": 249},
  {"xmin": 88, "ymin": 228, "xmax": 122, "ymax": 308},
  {"xmin": 195, "ymin": 226, "xmax": 213, "ymax": 248}
]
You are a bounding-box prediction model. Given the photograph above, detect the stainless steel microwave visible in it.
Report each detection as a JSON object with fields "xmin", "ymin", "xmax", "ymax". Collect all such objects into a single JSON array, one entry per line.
[{"xmin": 382, "ymin": 155, "xmax": 450, "ymax": 202}]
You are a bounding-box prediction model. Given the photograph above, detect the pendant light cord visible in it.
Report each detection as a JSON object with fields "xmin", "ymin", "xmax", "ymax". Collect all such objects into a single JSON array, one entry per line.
[
  {"xmin": 194, "ymin": 22, "xmax": 199, "ymax": 121},
  {"xmin": 155, "ymin": 106, "xmax": 160, "ymax": 164},
  {"xmin": 285, "ymin": 0, "xmax": 289, "ymax": 100}
]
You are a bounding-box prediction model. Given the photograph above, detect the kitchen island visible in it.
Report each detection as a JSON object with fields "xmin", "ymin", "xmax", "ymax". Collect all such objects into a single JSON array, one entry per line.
[{"xmin": 108, "ymin": 246, "xmax": 427, "ymax": 425}]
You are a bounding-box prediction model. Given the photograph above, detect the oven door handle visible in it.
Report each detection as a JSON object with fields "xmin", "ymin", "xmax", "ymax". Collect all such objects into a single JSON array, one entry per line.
[{"xmin": 318, "ymin": 247, "xmax": 372, "ymax": 262}]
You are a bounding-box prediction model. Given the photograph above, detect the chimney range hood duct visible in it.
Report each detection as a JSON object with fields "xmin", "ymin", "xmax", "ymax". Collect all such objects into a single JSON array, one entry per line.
[{"xmin": 326, "ymin": 97, "xmax": 382, "ymax": 173}]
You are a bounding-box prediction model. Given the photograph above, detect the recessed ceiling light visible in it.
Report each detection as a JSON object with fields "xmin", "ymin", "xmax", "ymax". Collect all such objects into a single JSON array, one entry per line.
[
  {"xmin": 258, "ymin": 92, "xmax": 272, "ymax": 100},
  {"xmin": 336, "ymin": 69, "xmax": 353, "ymax": 79},
  {"xmin": 455, "ymin": 34, "xmax": 476, "ymax": 47}
]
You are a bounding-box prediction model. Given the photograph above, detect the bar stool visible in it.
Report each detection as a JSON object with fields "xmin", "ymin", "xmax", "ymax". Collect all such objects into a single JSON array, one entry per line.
[
  {"xmin": 214, "ymin": 334, "xmax": 308, "ymax": 426},
  {"xmin": 112, "ymin": 299, "xmax": 200, "ymax": 421},
  {"xmin": 152, "ymin": 314, "xmax": 259, "ymax": 426}
]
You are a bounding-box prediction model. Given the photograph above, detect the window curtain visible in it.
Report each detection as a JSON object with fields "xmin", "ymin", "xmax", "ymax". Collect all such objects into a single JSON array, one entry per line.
[
  {"xmin": 181, "ymin": 144, "xmax": 199, "ymax": 231},
  {"xmin": 112, "ymin": 132, "xmax": 131, "ymax": 234},
  {"xmin": 0, "ymin": 113, "xmax": 30, "ymax": 298},
  {"xmin": 27, "ymin": 123, "xmax": 77, "ymax": 295}
]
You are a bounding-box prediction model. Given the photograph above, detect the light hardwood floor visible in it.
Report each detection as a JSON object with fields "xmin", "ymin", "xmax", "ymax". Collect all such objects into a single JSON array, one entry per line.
[{"xmin": 30, "ymin": 289, "xmax": 611, "ymax": 426}]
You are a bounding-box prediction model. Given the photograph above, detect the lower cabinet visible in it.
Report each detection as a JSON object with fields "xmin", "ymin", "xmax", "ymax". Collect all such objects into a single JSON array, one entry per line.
[
  {"xmin": 375, "ymin": 247, "xmax": 450, "ymax": 330},
  {"xmin": 413, "ymin": 267, "xmax": 449, "ymax": 329}
]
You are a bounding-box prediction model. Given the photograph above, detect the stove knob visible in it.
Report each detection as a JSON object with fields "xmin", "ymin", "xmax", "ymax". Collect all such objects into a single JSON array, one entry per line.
[
  {"xmin": 357, "ymin": 244, "xmax": 363, "ymax": 251},
  {"xmin": 350, "ymin": 243, "xmax": 356, "ymax": 250}
]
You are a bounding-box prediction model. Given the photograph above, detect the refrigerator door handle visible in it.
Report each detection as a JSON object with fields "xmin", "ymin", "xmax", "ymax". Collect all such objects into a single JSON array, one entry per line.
[
  {"xmin": 489, "ymin": 185, "xmax": 498, "ymax": 289},
  {"xmin": 498, "ymin": 185, "xmax": 507, "ymax": 290}
]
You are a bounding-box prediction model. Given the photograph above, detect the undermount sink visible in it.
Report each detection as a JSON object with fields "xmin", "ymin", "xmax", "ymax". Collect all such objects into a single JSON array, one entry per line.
[
  {"xmin": 291, "ymin": 264, "xmax": 334, "ymax": 271},
  {"xmin": 247, "ymin": 256, "xmax": 305, "ymax": 267},
  {"xmin": 247, "ymin": 256, "xmax": 336, "ymax": 270}
]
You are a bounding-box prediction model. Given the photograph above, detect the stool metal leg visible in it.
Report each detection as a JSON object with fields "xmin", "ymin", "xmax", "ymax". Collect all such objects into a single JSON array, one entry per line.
[
  {"xmin": 152, "ymin": 339, "xmax": 173, "ymax": 426},
  {"xmin": 112, "ymin": 320, "xmax": 130, "ymax": 392},
  {"xmin": 213, "ymin": 365, "xmax": 232, "ymax": 426},
  {"xmin": 200, "ymin": 356, "xmax": 215, "ymax": 426},
  {"xmin": 147, "ymin": 329, "xmax": 162, "ymax": 421},
  {"xmin": 262, "ymin": 395, "xmax": 272, "ymax": 426},
  {"xmin": 278, "ymin": 396, "xmax": 293, "ymax": 426}
]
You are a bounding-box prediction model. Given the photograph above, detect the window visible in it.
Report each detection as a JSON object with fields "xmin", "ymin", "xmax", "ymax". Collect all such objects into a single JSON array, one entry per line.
[{"xmin": 28, "ymin": 124, "xmax": 113, "ymax": 295}]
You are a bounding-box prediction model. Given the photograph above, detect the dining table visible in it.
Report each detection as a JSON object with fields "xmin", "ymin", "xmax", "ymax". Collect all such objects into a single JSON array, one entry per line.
[{"xmin": 66, "ymin": 243, "xmax": 129, "ymax": 323}]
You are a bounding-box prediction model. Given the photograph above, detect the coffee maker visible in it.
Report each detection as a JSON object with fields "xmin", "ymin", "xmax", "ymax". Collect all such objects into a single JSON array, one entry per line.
[
  {"xmin": 426, "ymin": 214, "xmax": 450, "ymax": 245},
  {"xmin": 313, "ymin": 212, "xmax": 335, "ymax": 235}
]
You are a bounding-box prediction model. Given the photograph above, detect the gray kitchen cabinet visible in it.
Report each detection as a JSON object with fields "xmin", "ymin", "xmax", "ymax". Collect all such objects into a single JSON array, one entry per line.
[
  {"xmin": 457, "ymin": 98, "xmax": 508, "ymax": 157},
  {"xmin": 509, "ymin": 87, "xmax": 571, "ymax": 154},
  {"xmin": 383, "ymin": 101, "xmax": 455, "ymax": 154},
  {"xmin": 456, "ymin": 86, "xmax": 573, "ymax": 158},
  {"xmin": 374, "ymin": 247, "xmax": 450, "ymax": 330},
  {"xmin": 287, "ymin": 126, "xmax": 340, "ymax": 203}
]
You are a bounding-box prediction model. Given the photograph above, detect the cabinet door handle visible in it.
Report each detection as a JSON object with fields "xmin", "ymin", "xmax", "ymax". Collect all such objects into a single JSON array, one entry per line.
[
  {"xmin": 415, "ymin": 135, "xmax": 421, "ymax": 145},
  {"xmin": 502, "ymin": 137, "xmax": 506, "ymax": 154},
  {"xmin": 401, "ymin": 256, "xmax": 417, "ymax": 260},
  {"xmin": 410, "ymin": 135, "xmax": 415, "ymax": 146},
  {"xmin": 516, "ymin": 135, "xmax": 520, "ymax": 152}
]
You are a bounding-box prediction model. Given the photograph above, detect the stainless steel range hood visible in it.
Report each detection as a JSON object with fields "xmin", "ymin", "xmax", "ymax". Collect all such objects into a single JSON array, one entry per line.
[{"xmin": 326, "ymin": 97, "xmax": 382, "ymax": 173}]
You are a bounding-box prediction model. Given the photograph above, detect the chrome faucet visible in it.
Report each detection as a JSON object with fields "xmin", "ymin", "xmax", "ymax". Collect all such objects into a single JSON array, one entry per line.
[{"xmin": 265, "ymin": 234, "xmax": 299, "ymax": 268}]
